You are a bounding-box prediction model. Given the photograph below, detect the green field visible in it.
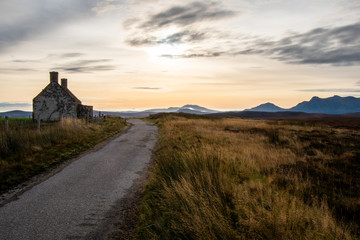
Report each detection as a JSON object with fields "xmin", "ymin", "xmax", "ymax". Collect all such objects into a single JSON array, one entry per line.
[{"xmin": 137, "ymin": 113, "xmax": 360, "ymax": 239}]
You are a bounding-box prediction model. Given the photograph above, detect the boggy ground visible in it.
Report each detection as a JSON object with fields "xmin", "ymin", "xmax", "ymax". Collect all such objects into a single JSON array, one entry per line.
[{"xmin": 136, "ymin": 113, "xmax": 360, "ymax": 239}]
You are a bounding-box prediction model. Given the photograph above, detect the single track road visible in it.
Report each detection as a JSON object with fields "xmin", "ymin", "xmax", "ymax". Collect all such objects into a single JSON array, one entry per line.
[{"xmin": 0, "ymin": 119, "xmax": 157, "ymax": 240}]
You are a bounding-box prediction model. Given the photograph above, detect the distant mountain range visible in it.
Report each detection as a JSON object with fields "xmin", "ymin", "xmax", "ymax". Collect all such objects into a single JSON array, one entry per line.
[
  {"xmin": 94, "ymin": 104, "xmax": 220, "ymax": 117},
  {"xmin": 0, "ymin": 110, "xmax": 32, "ymax": 118},
  {"xmin": 247, "ymin": 95, "xmax": 360, "ymax": 114},
  {"xmin": 1, "ymin": 96, "xmax": 360, "ymax": 118}
]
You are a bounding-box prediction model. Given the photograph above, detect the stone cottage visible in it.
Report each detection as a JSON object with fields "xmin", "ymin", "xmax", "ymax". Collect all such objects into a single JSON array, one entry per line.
[{"xmin": 33, "ymin": 72, "xmax": 93, "ymax": 121}]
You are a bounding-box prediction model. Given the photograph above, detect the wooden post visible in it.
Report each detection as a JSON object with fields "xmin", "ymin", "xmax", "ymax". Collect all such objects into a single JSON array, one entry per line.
[
  {"xmin": 5, "ymin": 116, "xmax": 9, "ymax": 132},
  {"xmin": 86, "ymin": 113, "xmax": 89, "ymax": 126},
  {"xmin": 60, "ymin": 114, "xmax": 63, "ymax": 127},
  {"xmin": 37, "ymin": 118, "xmax": 41, "ymax": 132}
]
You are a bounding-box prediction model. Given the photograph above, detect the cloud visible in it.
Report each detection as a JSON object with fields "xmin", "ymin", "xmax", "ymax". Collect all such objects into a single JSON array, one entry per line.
[
  {"xmin": 161, "ymin": 51, "xmax": 223, "ymax": 59},
  {"xmin": 58, "ymin": 53, "xmax": 87, "ymax": 58},
  {"xmin": 127, "ymin": 30, "xmax": 207, "ymax": 46},
  {"xmin": 125, "ymin": 2, "xmax": 237, "ymax": 47},
  {"xmin": 356, "ymin": 81, "xmax": 360, "ymax": 86},
  {"xmin": 133, "ymin": 87, "xmax": 162, "ymax": 90},
  {"xmin": 0, "ymin": 102, "xmax": 31, "ymax": 108},
  {"xmin": 0, "ymin": 67, "xmax": 38, "ymax": 72},
  {"xmin": 298, "ymin": 88, "xmax": 360, "ymax": 93},
  {"xmin": 0, "ymin": 0, "xmax": 99, "ymax": 52},
  {"xmin": 53, "ymin": 59, "xmax": 116, "ymax": 73},
  {"xmin": 138, "ymin": 2, "xmax": 236, "ymax": 30},
  {"xmin": 12, "ymin": 59, "xmax": 40, "ymax": 63},
  {"xmin": 239, "ymin": 22, "xmax": 360, "ymax": 66},
  {"xmin": 159, "ymin": 21, "xmax": 360, "ymax": 66}
]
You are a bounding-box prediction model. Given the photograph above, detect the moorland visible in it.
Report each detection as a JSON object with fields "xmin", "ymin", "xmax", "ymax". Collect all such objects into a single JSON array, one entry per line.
[
  {"xmin": 0, "ymin": 116, "xmax": 127, "ymax": 194},
  {"xmin": 138, "ymin": 113, "xmax": 360, "ymax": 239}
]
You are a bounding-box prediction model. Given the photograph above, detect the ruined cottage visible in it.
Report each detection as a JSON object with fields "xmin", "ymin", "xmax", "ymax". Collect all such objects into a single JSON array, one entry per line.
[{"xmin": 33, "ymin": 72, "xmax": 93, "ymax": 121}]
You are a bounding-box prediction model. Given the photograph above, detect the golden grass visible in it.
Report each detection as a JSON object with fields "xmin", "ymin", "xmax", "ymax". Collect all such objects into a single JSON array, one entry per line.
[
  {"xmin": 137, "ymin": 114, "xmax": 359, "ymax": 239},
  {"xmin": 0, "ymin": 116, "xmax": 127, "ymax": 193}
]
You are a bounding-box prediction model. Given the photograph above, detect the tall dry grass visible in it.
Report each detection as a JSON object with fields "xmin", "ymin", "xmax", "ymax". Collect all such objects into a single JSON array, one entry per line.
[
  {"xmin": 137, "ymin": 114, "xmax": 359, "ymax": 239},
  {"xmin": 0, "ymin": 116, "xmax": 127, "ymax": 193}
]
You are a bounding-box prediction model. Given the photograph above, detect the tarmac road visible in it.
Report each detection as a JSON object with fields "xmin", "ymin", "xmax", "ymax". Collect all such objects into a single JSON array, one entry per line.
[{"xmin": 0, "ymin": 119, "xmax": 157, "ymax": 240}]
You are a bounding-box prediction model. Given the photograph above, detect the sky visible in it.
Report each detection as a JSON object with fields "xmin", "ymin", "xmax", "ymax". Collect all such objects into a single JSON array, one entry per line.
[{"xmin": 0, "ymin": 0, "xmax": 360, "ymax": 111}]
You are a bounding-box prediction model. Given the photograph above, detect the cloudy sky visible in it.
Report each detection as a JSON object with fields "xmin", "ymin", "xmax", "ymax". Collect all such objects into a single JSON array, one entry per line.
[{"xmin": 1, "ymin": 0, "xmax": 360, "ymax": 111}]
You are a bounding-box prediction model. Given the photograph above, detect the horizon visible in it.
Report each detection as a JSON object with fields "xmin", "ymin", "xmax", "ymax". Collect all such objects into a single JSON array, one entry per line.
[
  {"xmin": 0, "ymin": 94, "xmax": 359, "ymax": 113},
  {"xmin": 1, "ymin": 0, "xmax": 360, "ymax": 111}
]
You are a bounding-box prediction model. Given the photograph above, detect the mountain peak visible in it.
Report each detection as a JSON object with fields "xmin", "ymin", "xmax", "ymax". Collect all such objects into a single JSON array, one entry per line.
[
  {"xmin": 247, "ymin": 102, "xmax": 285, "ymax": 112},
  {"xmin": 291, "ymin": 95, "xmax": 360, "ymax": 114}
]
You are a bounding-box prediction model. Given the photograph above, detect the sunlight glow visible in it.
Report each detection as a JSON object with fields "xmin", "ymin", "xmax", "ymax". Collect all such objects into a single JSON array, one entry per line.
[{"xmin": 144, "ymin": 44, "xmax": 187, "ymax": 60}]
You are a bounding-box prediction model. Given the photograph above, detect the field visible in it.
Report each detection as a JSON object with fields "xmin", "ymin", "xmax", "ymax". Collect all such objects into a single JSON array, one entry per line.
[
  {"xmin": 137, "ymin": 113, "xmax": 360, "ymax": 239},
  {"xmin": 0, "ymin": 116, "xmax": 127, "ymax": 193}
]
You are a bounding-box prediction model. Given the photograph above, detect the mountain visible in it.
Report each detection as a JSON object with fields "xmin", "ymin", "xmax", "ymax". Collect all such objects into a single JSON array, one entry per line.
[
  {"xmin": 96, "ymin": 104, "xmax": 219, "ymax": 117},
  {"xmin": 177, "ymin": 104, "xmax": 219, "ymax": 114},
  {"xmin": 246, "ymin": 96, "xmax": 360, "ymax": 114},
  {"xmin": 0, "ymin": 110, "xmax": 32, "ymax": 118},
  {"xmin": 210, "ymin": 111, "xmax": 330, "ymax": 119},
  {"xmin": 290, "ymin": 95, "xmax": 360, "ymax": 114},
  {"xmin": 246, "ymin": 102, "xmax": 285, "ymax": 112}
]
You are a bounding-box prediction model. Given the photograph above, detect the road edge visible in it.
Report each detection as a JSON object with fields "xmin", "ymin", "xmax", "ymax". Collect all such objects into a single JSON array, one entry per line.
[{"xmin": 0, "ymin": 123, "xmax": 132, "ymax": 208}]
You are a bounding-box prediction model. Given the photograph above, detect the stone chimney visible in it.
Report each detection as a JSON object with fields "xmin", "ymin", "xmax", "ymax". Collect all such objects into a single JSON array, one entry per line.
[
  {"xmin": 50, "ymin": 71, "xmax": 58, "ymax": 83},
  {"xmin": 61, "ymin": 78, "xmax": 68, "ymax": 89}
]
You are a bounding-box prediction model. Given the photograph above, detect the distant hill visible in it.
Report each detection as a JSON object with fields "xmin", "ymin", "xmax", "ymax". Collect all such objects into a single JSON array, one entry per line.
[
  {"xmin": 3, "ymin": 96, "xmax": 359, "ymax": 119},
  {"xmin": 209, "ymin": 111, "xmax": 330, "ymax": 119},
  {"xmin": 0, "ymin": 110, "xmax": 32, "ymax": 118},
  {"xmin": 246, "ymin": 102, "xmax": 285, "ymax": 112},
  {"xmin": 290, "ymin": 96, "xmax": 360, "ymax": 114},
  {"xmin": 177, "ymin": 104, "xmax": 219, "ymax": 114},
  {"xmin": 97, "ymin": 104, "xmax": 220, "ymax": 117},
  {"xmin": 247, "ymin": 96, "xmax": 360, "ymax": 114}
]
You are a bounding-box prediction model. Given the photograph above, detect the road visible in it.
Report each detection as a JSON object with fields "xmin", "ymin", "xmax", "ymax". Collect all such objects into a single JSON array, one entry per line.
[{"xmin": 0, "ymin": 119, "xmax": 157, "ymax": 240}]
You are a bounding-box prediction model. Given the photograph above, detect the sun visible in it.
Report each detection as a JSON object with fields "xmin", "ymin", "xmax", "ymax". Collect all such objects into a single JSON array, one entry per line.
[{"xmin": 144, "ymin": 44, "xmax": 187, "ymax": 60}]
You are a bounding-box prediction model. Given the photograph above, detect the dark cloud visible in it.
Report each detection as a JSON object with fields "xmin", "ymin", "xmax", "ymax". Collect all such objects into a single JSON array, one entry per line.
[
  {"xmin": 12, "ymin": 59, "xmax": 40, "ymax": 63},
  {"xmin": 0, "ymin": 67, "xmax": 37, "ymax": 72},
  {"xmin": 125, "ymin": 2, "xmax": 237, "ymax": 47},
  {"xmin": 53, "ymin": 59, "xmax": 116, "ymax": 73},
  {"xmin": 139, "ymin": 2, "xmax": 236, "ymax": 30},
  {"xmin": 127, "ymin": 30, "xmax": 206, "ymax": 46},
  {"xmin": 161, "ymin": 51, "xmax": 223, "ymax": 59},
  {"xmin": 127, "ymin": 36, "xmax": 157, "ymax": 47},
  {"xmin": 0, "ymin": 0, "xmax": 99, "ymax": 52},
  {"xmin": 161, "ymin": 21, "xmax": 360, "ymax": 66},
  {"xmin": 0, "ymin": 102, "xmax": 31, "ymax": 108},
  {"xmin": 298, "ymin": 88, "xmax": 360, "ymax": 93},
  {"xmin": 133, "ymin": 87, "xmax": 162, "ymax": 90},
  {"xmin": 59, "ymin": 53, "xmax": 86, "ymax": 58},
  {"xmin": 240, "ymin": 22, "xmax": 360, "ymax": 66}
]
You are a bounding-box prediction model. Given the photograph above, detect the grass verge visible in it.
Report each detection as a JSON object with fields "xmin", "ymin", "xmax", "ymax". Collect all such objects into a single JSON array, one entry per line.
[
  {"xmin": 137, "ymin": 113, "xmax": 359, "ymax": 239},
  {"xmin": 0, "ymin": 116, "xmax": 128, "ymax": 193}
]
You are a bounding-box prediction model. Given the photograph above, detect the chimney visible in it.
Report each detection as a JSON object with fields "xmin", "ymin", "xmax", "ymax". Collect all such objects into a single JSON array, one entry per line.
[
  {"xmin": 50, "ymin": 71, "xmax": 58, "ymax": 83},
  {"xmin": 61, "ymin": 78, "xmax": 68, "ymax": 89}
]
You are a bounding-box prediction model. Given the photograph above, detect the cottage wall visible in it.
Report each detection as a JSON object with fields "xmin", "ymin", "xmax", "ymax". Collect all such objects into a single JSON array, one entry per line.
[
  {"xmin": 77, "ymin": 105, "xmax": 93, "ymax": 119},
  {"xmin": 33, "ymin": 82, "xmax": 78, "ymax": 121}
]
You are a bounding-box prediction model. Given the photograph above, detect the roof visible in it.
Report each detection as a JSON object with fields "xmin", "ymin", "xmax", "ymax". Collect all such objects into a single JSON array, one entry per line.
[{"xmin": 33, "ymin": 81, "xmax": 82, "ymax": 104}]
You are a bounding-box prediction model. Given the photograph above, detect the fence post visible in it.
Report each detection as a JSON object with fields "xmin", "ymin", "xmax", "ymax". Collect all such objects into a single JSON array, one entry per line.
[
  {"xmin": 5, "ymin": 116, "xmax": 9, "ymax": 131},
  {"xmin": 86, "ymin": 113, "xmax": 89, "ymax": 126},
  {"xmin": 37, "ymin": 117, "xmax": 41, "ymax": 132}
]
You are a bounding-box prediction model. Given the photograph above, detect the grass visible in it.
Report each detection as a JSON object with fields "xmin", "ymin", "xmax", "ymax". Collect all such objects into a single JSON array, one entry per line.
[
  {"xmin": 0, "ymin": 116, "xmax": 128, "ymax": 193},
  {"xmin": 137, "ymin": 113, "xmax": 359, "ymax": 239}
]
